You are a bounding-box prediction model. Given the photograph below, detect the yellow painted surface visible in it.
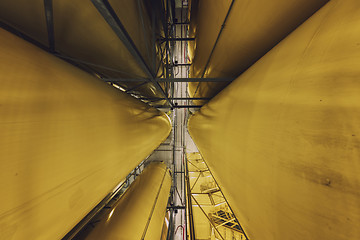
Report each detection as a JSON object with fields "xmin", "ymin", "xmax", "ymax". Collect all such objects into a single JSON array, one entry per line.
[
  {"xmin": 53, "ymin": 0, "xmax": 147, "ymax": 78},
  {"xmin": 188, "ymin": 0, "xmax": 328, "ymax": 103},
  {"xmin": 188, "ymin": 0, "xmax": 360, "ymax": 239},
  {"xmin": 0, "ymin": 0, "xmax": 165, "ymax": 100},
  {"xmin": 83, "ymin": 162, "xmax": 172, "ymax": 240},
  {"xmin": 0, "ymin": 29, "xmax": 171, "ymax": 240}
]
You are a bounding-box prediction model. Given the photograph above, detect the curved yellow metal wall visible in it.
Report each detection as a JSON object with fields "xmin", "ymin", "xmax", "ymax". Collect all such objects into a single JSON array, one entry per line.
[
  {"xmin": 0, "ymin": 28, "xmax": 171, "ymax": 240},
  {"xmin": 188, "ymin": 0, "xmax": 328, "ymax": 103},
  {"xmin": 83, "ymin": 162, "xmax": 172, "ymax": 240},
  {"xmin": 188, "ymin": 0, "xmax": 360, "ymax": 239},
  {"xmin": 0, "ymin": 0, "xmax": 165, "ymax": 100}
]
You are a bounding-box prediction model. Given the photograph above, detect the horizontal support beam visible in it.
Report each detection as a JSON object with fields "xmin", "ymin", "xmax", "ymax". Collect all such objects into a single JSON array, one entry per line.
[
  {"xmin": 167, "ymin": 206, "xmax": 186, "ymax": 209},
  {"xmin": 140, "ymin": 97, "xmax": 210, "ymax": 100},
  {"xmin": 173, "ymin": 63, "xmax": 192, "ymax": 66},
  {"xmin": 0, "ymin": 21, "xmax": 49, "ymax": 51},
  {"xmin": 162, "ymin": 37, "xmax": 195, "ymax": 41},
  {"xmin": 173, "ymin": 22, "xmax": 189, "ymax": 25},
  {"xmin": 154, "ymin": 149, "xmax": 182, "ymax": 152},
  {"xmin": 157, "ymin": 78, "xmax": 233, "ymax": 82},
  {"xmin": 154, "ymin": 105, "xmax": 203, "ymax": 109},
  {"xmin": 103, "ymin": 78, "xmax": 234, "ymax": 83},
  {"xmin": 190, "ymin": 192, "xmax": 218, "ymax": 195}
]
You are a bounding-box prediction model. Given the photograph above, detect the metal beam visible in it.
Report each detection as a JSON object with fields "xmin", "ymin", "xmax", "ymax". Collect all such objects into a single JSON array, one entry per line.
[
  {"xmin": 103, "ymin": 77, "xmax": 234, "ymax": 82},
  {"xmin": 190, "ymin": 172, "xmax": 202, "ymax": 191},
  {"xmin": 136, "ymin": 0, "xmax": 151, "ymax": 69},
  {"xmin": 174, "ymin": 63, "xmax": 192, "ymax": 66},
  {"xmin": 150, "ymin": 0, "xmax": 156, "ymax": 73},
  {"xmin": 0, "ymin": 22, "xmax": 131, "ymax": 79},
  {"xmin": 154, "ymin": 149, "xmax": 182, "ymax": 152},
  {"xmin": 191, "ymin": 195, "xmax": 225, "ymax": 240},
  {"xmin": 175, "ymin": 187, "xmax": 184, "ymax": 206},
  {"xmin": 44, "ymin": 0, "xmax": 55, "ymax": 52},
  {"xmin": 157, "ymin": 78, "xmax": 232, "ymax": 82},
  {"xmin": 212, "ymin": 214, "xmax": 236, "ymax": 224},
  {"xmin": 169, "ymin": 0, "xmax": 176, "ymax": 24},
  {"xmin": 91, "ymin": 0, "xmax": 153, "ymax": 77},
  {"xmin": 197, "ymin": 153, "xmax": 249, "ymax": 239},
  {"xmin": 162, "ymin": 37, "xmax": 195, "ymax": 41},
  {"xmin": 91, "ymin": 0, "xmax": 174, "ymax": 108},
  {"xmin": 167, "ymin": 205, "xmax": 186, "ymax": 210},
  {"xmin": 216, "ymin": 218, "xmax": 236, "ymax": 228},
  {"xmin": 0, "ymin": 21, "xmax": 49, "ymax": 51},
  {"xmin": 173, "ymin": 22, "xmax": 190, "ymax": 25},
  {"xmin": 55, "ymin": 54, "xmax": 142, "ymax": 78},
  {"xmin": 201, "ymin": 0, "xmax": 235, "ymax": 78},
  {"xmin": 125, "ymin": 82, "xmax": 149, "ymax": 93},
  {"xmin": 140, "ymin": 97, "xmax": 210, "ymax": 100},
  {"xmin": 154, "ymin": 105, "xmax": 203, "ymax": 109},
  {"xmin": 185, "ymin": 155, "xmax": 196, "ymax": 240}
]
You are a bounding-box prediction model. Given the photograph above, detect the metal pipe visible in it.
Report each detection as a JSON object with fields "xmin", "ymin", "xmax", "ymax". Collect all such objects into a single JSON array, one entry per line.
[
  {"xmin": 0, "ymin": 28, "xmax": 171, "ymax": 240},
  {"xmin": 62, "ymin": 160, "xmax": 147, "ymax": 240},
  {"xmin": 188, "ymin": 1, "xmax": 360, "ymax": 239},
  {"xmin": 141, "ymin": 167, "xmax": 169, "ymax": 240},
  {"xmin": 82, "ymin": 163, "xmax": 172, "ymax": 240}
]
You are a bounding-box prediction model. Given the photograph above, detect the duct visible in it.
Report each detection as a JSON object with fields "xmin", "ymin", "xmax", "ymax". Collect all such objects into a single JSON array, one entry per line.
[
  {"xmin": 188, "ymin": 0, "xmax": 329, "ymax": 104},
  {"xmin": 0, "ymin": 0, "xmax": 167, "ymax": 102},
  {"xmin": 80, "ymin": 162, "xmax": 172, "ymax": 240},
  {"xmin": 188, "ymin": 0, "xmax": 360, "ymax": 239},
  {"xmin": 0, "ymin": 28, "xmax": 171, "ymax": 240}
]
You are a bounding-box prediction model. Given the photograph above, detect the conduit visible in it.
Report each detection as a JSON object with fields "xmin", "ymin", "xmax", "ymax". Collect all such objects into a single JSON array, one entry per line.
[
  {"xmin": 81, "ymin": 162, "xmax": 172, "ymax": 240},
  {"xmin": 188, "ymin": 0, "xmax": 360, "ymax": 239},
  {"xmin": 0, "ymin": 28, "xmax": 171, "ymax": 240}
]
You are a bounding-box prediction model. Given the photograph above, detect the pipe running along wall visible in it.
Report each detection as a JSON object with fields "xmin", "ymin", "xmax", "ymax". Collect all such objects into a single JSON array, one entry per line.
[
  {"xmin": 187, "ymin": 0, "xmax": 328, "ymax": 104},
  {"xmin": 81, "ymin": 162, "xmax": 172, "ymax": 240},
  {"xmin": 0, "ymin": 28, "xmax": 171, "ymax": 240},
  {"xmin": 188, "ymin": 0, "xmax": 360, "ymax": 239},
  {"xmin": 0, "ymin": 0, "xmax": 167, "ymax": 101}
]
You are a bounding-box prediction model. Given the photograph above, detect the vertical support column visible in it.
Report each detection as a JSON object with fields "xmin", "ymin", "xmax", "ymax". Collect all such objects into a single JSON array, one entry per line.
[
  {"xmin": 43, "ymin": 0, "xmax": 55, "ymax": 52},
  {"xmin": 185, "ymin": 156, "xmax": 196, "ymax": 239}
]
